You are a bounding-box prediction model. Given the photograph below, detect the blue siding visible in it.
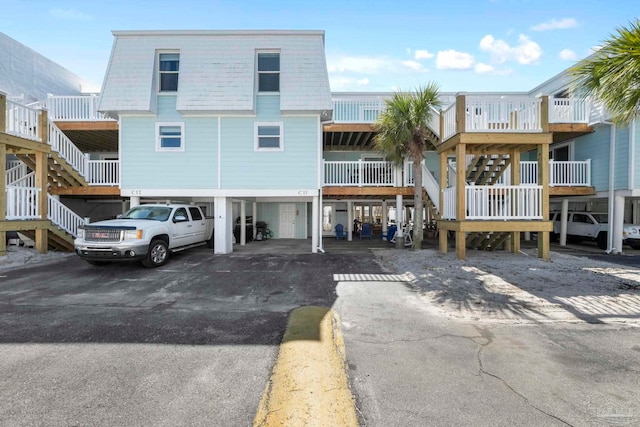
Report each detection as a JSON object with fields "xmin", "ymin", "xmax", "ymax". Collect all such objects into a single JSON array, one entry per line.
[
  {"xmin": 256, "ymin": 202, "xmax": 308, "ymax": 239},
  {"xmin": 220, "ymin": 95, "xmax": 319, "ymax": 189},
  {"xmin": 614, "ymin": 126, "xmax": 629, "ymax": 190},
  {"xmin": 573, "ymin": 125, "xmax": 611, "ymax": 192},
  {"xmin": 120, "ymin": 96, "xmax": 218, "ymax": 189}
]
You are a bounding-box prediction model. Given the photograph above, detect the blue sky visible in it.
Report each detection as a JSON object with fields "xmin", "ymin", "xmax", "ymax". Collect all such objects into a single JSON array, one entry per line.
[{"xmin": 3, "ymin": 0, "xmax": 638, "ymax": 93}]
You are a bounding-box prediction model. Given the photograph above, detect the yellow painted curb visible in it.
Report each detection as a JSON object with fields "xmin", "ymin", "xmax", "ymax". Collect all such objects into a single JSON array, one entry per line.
[{"xmin": 253, "ymin": 306, "xmax": 358, "ymax": 427}]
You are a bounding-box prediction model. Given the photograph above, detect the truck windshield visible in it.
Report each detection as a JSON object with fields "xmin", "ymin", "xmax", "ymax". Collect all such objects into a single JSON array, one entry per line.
[
  {"xmin": 122, "ymin": 206, "xmax": 171, "ymax": 221},
  {"xmin": 592, "ymin": 214, "xmax": 608, "ymax": 223}
]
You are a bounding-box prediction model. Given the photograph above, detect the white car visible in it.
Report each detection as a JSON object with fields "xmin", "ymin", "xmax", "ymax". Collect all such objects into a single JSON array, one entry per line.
[{"xmin": 550, "ymin": 211, "xmax": 640, "ymax": 250}]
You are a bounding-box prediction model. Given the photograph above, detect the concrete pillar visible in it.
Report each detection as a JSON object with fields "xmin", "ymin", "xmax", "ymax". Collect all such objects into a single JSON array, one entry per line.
[
  {"xmin": 382, "ymin": 200, "xmax": 388, "ymax": 239},
  {"xmin": 312, "ymin": 196, "xmax": 319, "ymax": 253},
  {"xmin": 240, "ymin": 200, "xmax": 246, "ymax": 246},
  {"xmin": 347, "ymin": 201, "xmax": 353, "ymax": 241},
  {"xmin": 252, "ymin": 202, "xmax": 257, "ymax": 240},
  {"xmin": 317, "ymin": 195, "xmax": 323, "ymax": 253},
  {"xmin": 214, "ymin": 196, "xmax": 233, "ymax": 254},
  {"xmin": 130, "ymin": 196, "xmax": 141, "ymax": 208},
  {"xmin": 560, "ymin": 198, "xmax": 569, "ymax": 246},
  {"xmin": 613, "ymin": 193, "xmax": 625, "ymax": 254}
]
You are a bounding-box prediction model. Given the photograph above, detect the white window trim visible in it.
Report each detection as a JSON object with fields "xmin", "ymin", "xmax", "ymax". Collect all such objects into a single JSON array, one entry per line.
[
  {"xmin": 254, "ymin": 122, "xmax": 284, "ymax": 152},
  {"xmin": 158, "ymin": 50, "xmax": 180, "ymax": 94},
  {"xmin": 156, "ymin": 122, "xmax": 185, "ymax": 152},
  {"xmin": 256, "ymin": 50, "xmax": 280, "ymax": 94}
]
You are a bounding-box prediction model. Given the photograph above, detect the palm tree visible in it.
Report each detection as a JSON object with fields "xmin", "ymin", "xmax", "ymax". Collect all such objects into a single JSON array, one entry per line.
[
  {"xmin": 374, "ymin": 83, "xmax": 441, "ymax": 249},
  {"xmin": 570, "ymin": 19, "xmax": 640, "ymax": 127}
]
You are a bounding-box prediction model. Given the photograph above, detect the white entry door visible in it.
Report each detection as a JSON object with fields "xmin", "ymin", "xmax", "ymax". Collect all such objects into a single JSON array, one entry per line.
[{"xmin": 279, "ymin": 204, "xmax": 296, "ymax": 238}]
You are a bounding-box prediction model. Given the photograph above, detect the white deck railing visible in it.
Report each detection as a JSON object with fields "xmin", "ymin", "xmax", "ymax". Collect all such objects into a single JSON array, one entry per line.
[
  {"xmin": 443, "ymin": 185, "xmax": 543, "ymax": 220},
  {"xmin": 465, "ymin": 95, "xmax": 542, "ymax": 132},
  {"xmin": 442, "ymin": 187, "xmax": 457, "ymax": 220},
  {"xmin": 5, "ymin": 100, "xmax": 41, "ymax": 141},
  {"xmin": 87, "ymin": 160, "xmax": 120, "ymax": 186},
  {"xmin": 49, "ymin": 122, "xmax": 88, "ymax": 177},
  {"xmin": 45, "ymin": 95, "xmax": 112, "ymax": 121},
  {"xmin": 6, "ymin": 186, "xmax": 40, "ymax": 219},
  {"xmin": 324, "ymin": 160, "xmax": 396, "ymax": 186},
  {"xmin": 442, "ymin": 103, "xmax": 457, "ymax": 141},
  {"xmin": 332, "ymin": 96, "xmax": 388, "ymax": 123},
  {"xmin": 520, "ymin": 160, "xmax": 591, "ymax": 186},
  {"xmin": 549, "ymin": 97, "xmax": 590, "ymax": 123},
  {"xmin": 11, "ymin": 172, "xmax": 35, "ymax": 187},
  {"xmin": 6, "ymin": 163, "xmax": 29, "ymax": 185},
  {"xmin": 48, "ymin": 195, "xmax": 84, "ymax": 237}
]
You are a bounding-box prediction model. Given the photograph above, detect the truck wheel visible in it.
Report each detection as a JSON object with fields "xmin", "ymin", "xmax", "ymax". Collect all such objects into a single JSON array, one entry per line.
[
  {"xmin": 142, "ymin": 240, "xmax": 169, "ymax": 268},
  {"xmin": 596, "ymin": 232, "xmax": 608, "ymax": 250},
  {"xmin": 630, "ymin": 244, "xmax": 640, "ymax": 250},
  {"xmin": 550, "ymin": 232, "xmax": 559, "ymax": 243}
]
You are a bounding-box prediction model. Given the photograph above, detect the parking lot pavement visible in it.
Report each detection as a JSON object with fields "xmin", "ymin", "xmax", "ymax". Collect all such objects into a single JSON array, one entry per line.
[{"xmin": 0, "ymin": 246, "xmax": 382, "ymax": 426}]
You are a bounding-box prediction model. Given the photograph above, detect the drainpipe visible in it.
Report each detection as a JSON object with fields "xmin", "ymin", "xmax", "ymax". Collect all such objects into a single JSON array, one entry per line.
[{"xmin": 605, "ymin": 121, "xmax": 616, "ymax": 253}]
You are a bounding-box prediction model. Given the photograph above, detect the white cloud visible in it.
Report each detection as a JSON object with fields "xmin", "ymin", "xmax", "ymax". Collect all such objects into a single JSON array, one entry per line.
[
  {"xmin": 531, "ymin": 18, "xmax": 577, "ymax": 31},
  {"xmin": 50, "ymin": 8, "xmax": 93, "ymax": 21},
  {"xmin": 356, "ymin": 78, "xmax": 370, "ymax": 86},
  {"xmin": 414, "ymin": 49, "xmax": 435, "ymax": 60},
  {"xmin": 329, "ymin": 76, "xmax": 371, "ymax": 90},
  {"xmin": 479, "ymin": 34, "xmax": 542, "ymax": 65},
  {"xmin": 402, "ymin": 60, "xmax": 428, "ymax": 72},
  {"xmin": 475, "ymin": 63, "xmax": 494, "ymax": 74},
  {"xmin": 436, "ymin": 50, "xmax": 475, "ymax": 70},
  {"xmin": 559, "ymin": 49, "xmax": 577, "ymax": 61}
]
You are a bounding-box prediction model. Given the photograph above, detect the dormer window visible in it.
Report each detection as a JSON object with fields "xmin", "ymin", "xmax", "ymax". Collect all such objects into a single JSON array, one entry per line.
[
  {"xmin": 257, "ymin": 52, "xmax": 280, "ymax": 92},
  {"xmin": 159, "ymin": 53, "xmax": 179, "ymax": 92}
]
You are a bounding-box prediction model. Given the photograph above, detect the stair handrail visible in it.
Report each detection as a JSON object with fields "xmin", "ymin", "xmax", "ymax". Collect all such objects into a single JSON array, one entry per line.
[
  {"xmin": 48, "ymin": 121, "xmax": 88, "ymax": 178},
  {"xmin": 11, "ymin": 171, "xmax": 35, "ymax": 187},
  {"xmin": 6, "ymin": 162, "xmax": 29, "ymax": 185},
  {"xmin": 421, "ymin": 163, "xmax": 440, "ymax": 213},
  {"xmin": 427, "ymin": 106, "xmax": 440, "ymax": 139},
  {"xmin": 48, "ymin": 195, "xmax": 84, "ymax": 237}
]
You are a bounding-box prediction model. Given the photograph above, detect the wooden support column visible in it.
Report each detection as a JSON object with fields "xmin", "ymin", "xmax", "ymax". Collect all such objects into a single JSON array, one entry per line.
[
  {"xmin": 455, "ymin": 94, "xmax": 466, "ymax": 135},
  {"xmin": 35, "ymin": 109, "xmax": 49, "ymax": 254},
  {"xmin": 540, "ymin": 96, "xmax": 549, "ymax": 133},
  {"xmin": 455, "ymin": 143, "xmax": 466, "ymax": 259},
  {"xmin": 510, "ymin": 149, "xmax": 521, "ymax": 253},
  {"xmin": 438, "ymin": 151, "xmax": 447, "ymax": 253},
  {"xmin": 0, "ymin": 93, "xmax": 6, "ymax": 133},
  {"xmin": 538, "ymin": 143, "xmax": 550, "ymax": 260}
]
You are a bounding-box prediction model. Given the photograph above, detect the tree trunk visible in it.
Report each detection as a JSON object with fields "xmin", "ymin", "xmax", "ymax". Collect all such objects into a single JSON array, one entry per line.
[{"xmin": 413, "ymin": 158, "xmax": 423, "ymax": 249}]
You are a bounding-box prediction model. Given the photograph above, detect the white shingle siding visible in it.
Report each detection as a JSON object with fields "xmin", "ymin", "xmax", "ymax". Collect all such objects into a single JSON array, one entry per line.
[{"xmin": 99, "ymin": 31, "xmax": 332, "ymax": 114}]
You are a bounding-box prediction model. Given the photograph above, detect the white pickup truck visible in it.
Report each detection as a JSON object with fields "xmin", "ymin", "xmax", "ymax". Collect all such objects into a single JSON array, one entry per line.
[
  {"xmin": 550, "ymin": 211, "xmax": 640, "ymax": 250},
  {"xmin": 74, "ymin": 204, "xmax": 214, "ymax": 267}
]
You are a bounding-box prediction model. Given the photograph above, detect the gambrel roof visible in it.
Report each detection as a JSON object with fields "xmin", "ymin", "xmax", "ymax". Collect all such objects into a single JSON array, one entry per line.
[{"xmin": 99, "ymin": 30, "xmax": 332, "ymax": 116}]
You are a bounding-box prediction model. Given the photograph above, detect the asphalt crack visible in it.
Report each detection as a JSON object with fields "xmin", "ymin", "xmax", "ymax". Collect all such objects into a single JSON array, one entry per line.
[{"xmin": 474, "ymin": 326, "xmax": 574, "ymax": 426}]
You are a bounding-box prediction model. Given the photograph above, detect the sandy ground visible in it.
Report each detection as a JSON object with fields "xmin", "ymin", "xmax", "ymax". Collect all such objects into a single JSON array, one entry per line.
[
  {"xmin": 0, "ymin": 245, "xmax": 73, "ymax": 272},
  {"xmin": 374, "ymin": 247, "xmax": 640, "ymax": 325}
]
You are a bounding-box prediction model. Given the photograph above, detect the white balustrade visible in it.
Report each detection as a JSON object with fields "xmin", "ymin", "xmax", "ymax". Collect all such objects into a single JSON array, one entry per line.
[
  {"xmin": 465, "ymin": 185, "xmax": 542, "ymax": 220},
  {"xmin": 48, "ymin": 195, "xmax": 84, "ymax": 237},
  {"xmin": 442, "ymin": 103, "xmax": 457, "ymax": 141},
  {"xmin": 442, "ymin": 187, "xmax": 457, "ymax": 219},
  {"xmin": 422, "ymin": 163, "xmax": 440, "ymax": 212},
  {"xmin": 550, "ymin": 159, "xmax": 591, "ymax": 186},
  {"xmin": 465, "ymin": 95, "xmax": 542, "ymax": 132},
  {"xmin": 48, "ymin": 122, "xmax": 88, "ymax": 177},
  {"xmin": 324, "ymin": 160, "xmax": 395, "ymax": 186},
  {"xmin": 6, "ymin": 186, "xmax": 40, "ymax": 219},
  {"xmin": 520, "ymin": 161, "xmax": 538, "ymax": 185},
  {"xmin": 5, "ymin": 100, "xmax": 41, "ymax": 141},
  {"xmin": 6, "ymin": 163, "xmax": 29, "ymax": 185},
  {"xmin": 549, "ymin": 97, "xmax": 590, "ymax": 123},
  {"xmin": 87, "ymin": 160, "xmax": 120, "ymax": 185},
  {"xmin": 332, "ymin": 96, "xmax": 388, "ymax": 123},
  {"xmin": 45, "ymin": 95, "xmax": 112, "ymax": 121},
  {"xmin": 428, "ymin": 106, "xmax": 440, "ymax": 139}
]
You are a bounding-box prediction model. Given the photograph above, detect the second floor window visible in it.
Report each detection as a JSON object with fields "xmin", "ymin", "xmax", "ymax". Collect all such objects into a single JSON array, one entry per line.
[
  {"xmin": 255, "ymin": 122, "xmax": 283, "ymax": 151},
  {"xmin": 258, "ymin": 52, "xmax": 280, "ymax": 92},
  {"xmin": 159, "ymin": 53, "xmax": 179, "ymax": 92}
]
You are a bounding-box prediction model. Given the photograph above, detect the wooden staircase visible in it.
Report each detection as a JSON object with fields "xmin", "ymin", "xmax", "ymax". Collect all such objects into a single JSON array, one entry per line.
[
  {"xmin": 466, "ymin": 231, "xmax": 511, "ymax": 251},
  {"xmin": 18, "ymin": 226, "xmax": 75, "ymax": 252},
  {"xmin": 465, "ymin": 154, "xmax": 511, "ymax": 185},
  {"xmin": 16, "ymin": 152, "xmax": 87, "ymax": 188}
]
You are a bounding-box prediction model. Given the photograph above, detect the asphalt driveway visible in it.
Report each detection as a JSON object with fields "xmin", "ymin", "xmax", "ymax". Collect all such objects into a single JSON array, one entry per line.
[{"xmin": 0, "ymin": 245, "xmax": 381, "ymax": 426}]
